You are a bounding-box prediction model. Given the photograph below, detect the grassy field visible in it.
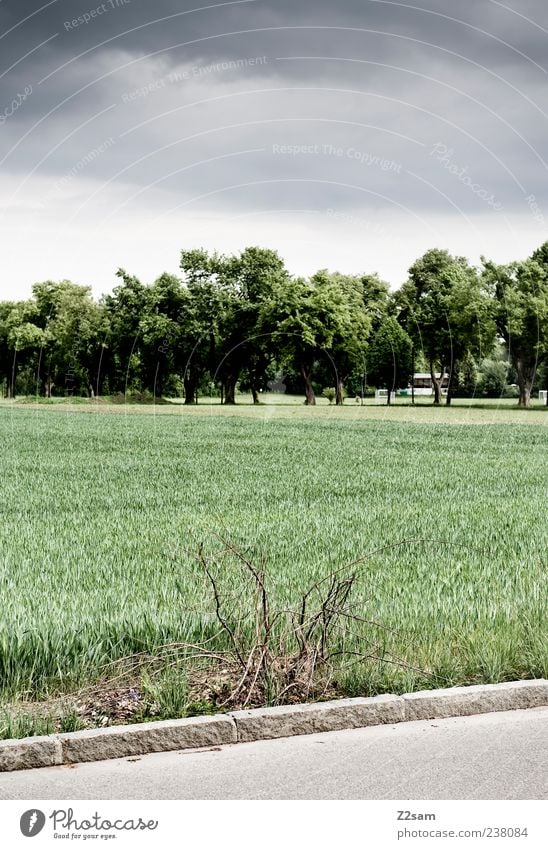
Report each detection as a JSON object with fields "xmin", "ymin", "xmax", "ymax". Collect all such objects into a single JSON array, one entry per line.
[{"xmin": 0, "ymin": 400, "xmax": 546, "ymax": 728}]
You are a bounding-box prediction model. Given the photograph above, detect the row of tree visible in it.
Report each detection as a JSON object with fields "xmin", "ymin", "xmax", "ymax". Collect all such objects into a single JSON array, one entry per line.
[{"xmin": 1, "ymin": 243, "xmax": 547, "ymax": 407}]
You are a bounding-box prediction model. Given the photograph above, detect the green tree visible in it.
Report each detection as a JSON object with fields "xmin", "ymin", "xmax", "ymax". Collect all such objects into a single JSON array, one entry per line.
[
  {"xmin": 0, "ymin": 302, "xmax": 19, "ymax": 396},
  {"xmin": 482, "ymin": 253, "xmax": 548, "ymax": 407},
  {"xmin": 218, "ymin": 247, "xmax": 290, "ymax": 404},
  {"xmin": 530, "ymin": 241, "xmax": 548, "ymax": 405},
  {"xmin": 310, "ymin": 271, "xmax": 373, "ymax": 404},
  {"xmin": 345, "ymin": 274, "xmax": 391, "ymax": 399},
  {"xmin": 180, "ymin": 247, "xmax": 290, "ymax": 404},
  {"xmin": 31, "ymin": 280, "xmax": 107, "ymax": 397},
  {"xmin": 367, "ymin": 316, "xmax": 412, "ymax": 404},
  {"xmin": 398, "ymin": 249, "xmax": 495, "ymax": 405},
  {"xmin": 0, "ymin": 299, "xmax": 49, "ymax": 397},
  {"xmin": 456, "ymin": 350, "xmax": 479, "ymax": 397},
  {"xmin": 478, "ymin": 358, "xmax": 508, "ymax": 397},
  {"xmin": 103, "ymin": 270, "xmax": 149, "ymax": 394},
  {"xmin": 263, "ymin": 276, "xmax": 340, "ymax": 405},
  {"xmin": 138, "ymin": 273, "xmax": 186, "ymax": 399},
  {"xmin": 179, "ymin": 249, "xmax": 225, "ymax": 403}
]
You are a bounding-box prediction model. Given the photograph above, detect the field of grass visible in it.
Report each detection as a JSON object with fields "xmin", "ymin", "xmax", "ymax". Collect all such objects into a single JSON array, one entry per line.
[
  {"xmin": 5, "ymin": 392, "xmax": 548, "ymax": 425},
  {"xmin": 0, "ymin": 401, "xmax": 546, "ymax": 727}
]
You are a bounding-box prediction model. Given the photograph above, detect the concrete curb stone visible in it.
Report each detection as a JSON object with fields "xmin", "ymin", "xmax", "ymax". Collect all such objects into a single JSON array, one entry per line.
[
  {"xmin": 60, "ymin": 715, "xmax": 237, "ymax": 764},
  {"xmin": 402, "ymin": 679, "xmax": 548, "ymax": 721},
  {"xmin": 0, "ymin": 736, "xmax": 62, "ymax": 772},
  {"xmin": 0, "ymin": 679, "xmax": 546, "ymax": 772},
  {"xmin": 232, "ymin": 694, "xmax": 405, "ymax": 742}
]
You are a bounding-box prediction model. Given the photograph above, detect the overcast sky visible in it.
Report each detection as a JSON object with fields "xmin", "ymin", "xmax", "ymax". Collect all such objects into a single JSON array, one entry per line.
[{"xmin": 1, "ymin": 0, "xmax": 547, "ymax": 299}]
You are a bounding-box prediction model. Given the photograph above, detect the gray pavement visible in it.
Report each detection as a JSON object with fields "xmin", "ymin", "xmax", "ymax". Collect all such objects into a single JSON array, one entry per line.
[{"xmin": 0, "ymin": 708, "xmax": 546, "ymax": 800}]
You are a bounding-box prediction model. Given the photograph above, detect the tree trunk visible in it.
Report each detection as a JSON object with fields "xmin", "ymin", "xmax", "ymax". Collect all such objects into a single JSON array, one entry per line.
[
  {"xmin": 184, "ymin": 376, "xmax": 198, "ymax": 405},
  {"xmin": 251, "ymin": 385, "xmax": 260, "ymax": 404},
  {"xmin": 518, "ymin": 382, "xmax": 532, "ymax": 408},
  {"xmin": 430, "ymin": 362, "xmax": 443, "ymax": 405},
  {"xmin": 516, "ymin": 359, "xmax": 534, "ymax": 408},
  {"xmin": 8, "ymin": 367, "xmax": 16, "ymax": 399},
  {"xmin": 432, "ymin": 379, "xmax": 442, "ymax": 405},
  {"xmin": 386, "ymin": 390, "xmax": 391, "ymax": 406},
  {"xmin": 411, "ymin": 346, "xmax": 415, "ymax": 405},
  {"xmin": 445, "ymin": 366, "xmax": 458, "ymax": 406},
  {"xmin": 300, "ymin": 364, "xmax": 316, "ymax": 405},
  {"xmin": 335, "ymin": 379, "xmax": 345, "ymax": 405},
  {"xmin": 224, "ymin": 375, "xmax": 237, "ymax": 405}
]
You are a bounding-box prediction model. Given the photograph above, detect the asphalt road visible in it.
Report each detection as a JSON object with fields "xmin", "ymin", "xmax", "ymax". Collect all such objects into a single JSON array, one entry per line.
[{"xmin": 1, "ymin": 708, "xmax": 546, "ymax": 800}]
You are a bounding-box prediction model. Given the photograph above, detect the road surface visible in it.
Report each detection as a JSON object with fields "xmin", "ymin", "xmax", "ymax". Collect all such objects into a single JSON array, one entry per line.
[{"xmin": 1, "ymin": 708, "xmax": 546, "ymax": 799}]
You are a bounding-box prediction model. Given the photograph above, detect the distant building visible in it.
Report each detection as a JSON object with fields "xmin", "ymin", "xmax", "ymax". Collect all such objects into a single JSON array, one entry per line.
[{"xmin": 408, "ymin": 373, "xmax": 449, "ymax": 396}]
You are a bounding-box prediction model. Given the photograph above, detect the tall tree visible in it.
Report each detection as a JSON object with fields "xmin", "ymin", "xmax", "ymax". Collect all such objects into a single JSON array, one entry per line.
[
  {"xmin": 0, "ymin": 302, "xmax": 19, "ymax": 397},
  {"xmin": 0, "ymin": 300, "xmax": 48, "ymax": 397},
  {"xmin": 367, "ymin": 316, "xmax": 412, "ymax": 404},
  {"xmin": 309, "ymin": 271, "xmax": 372, "ymax": 404},
  {"xmin": 103, "ymin": 270, "xmax": 148, "ymax": 394},
  {"xmin": 217, "ymin": 247, "xmax": 289, "ymax": 404},
  {"xmin": 530, "ymin": 241, "xmax": 548, "ymax": 406},
  {"xmin": 179, "ymin": 249, "xmax": 223, "ymax": 403},
  {"xmin": 482, "ymin": 254, "xmax": 548, "ymax": 407},
  {"xmin": 32, "ymin": 281, "xmax": 107, "ymax": 397},
  {"xmin": 180, "ymin": 246, "xmax": 289, "ymax": 404},
  {"xmin": 398, "ymin": 249, "xmax": 495, "ymax": 405},
  {"xmin": 263, "ymin": 274, "xmax": 361, "ymax": 405},
  {"xmin": 138, "ymin": 273, "xmax": 186, "ymax": 398}
]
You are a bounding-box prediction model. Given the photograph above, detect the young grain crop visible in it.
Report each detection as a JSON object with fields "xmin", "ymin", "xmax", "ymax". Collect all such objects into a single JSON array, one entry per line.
[{"xmin": 0, "ymin": 405, "xmax": 546, "ymax": 706}]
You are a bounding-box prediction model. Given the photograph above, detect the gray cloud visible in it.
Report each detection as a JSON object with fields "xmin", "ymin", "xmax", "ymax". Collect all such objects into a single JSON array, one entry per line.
[{"xmin": 1, "ymin": 0, "xmax": 547, "ymax": 297}]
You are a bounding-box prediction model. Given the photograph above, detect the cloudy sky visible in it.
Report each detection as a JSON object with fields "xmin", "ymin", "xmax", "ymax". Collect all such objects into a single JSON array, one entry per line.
[{"xmin": 1, "ymin": 0, "xmax": 547, "ymax": 299}]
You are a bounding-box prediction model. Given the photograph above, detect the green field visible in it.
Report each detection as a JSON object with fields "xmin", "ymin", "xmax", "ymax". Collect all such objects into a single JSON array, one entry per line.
[{"xmin": 0, "ymin": 401, "xmax": 546, "ymax": 721}]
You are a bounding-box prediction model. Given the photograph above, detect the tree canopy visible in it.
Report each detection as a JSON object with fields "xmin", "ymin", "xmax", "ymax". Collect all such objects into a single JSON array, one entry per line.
[{"xmin": 1, "ymin": 242, "xmax": 546, "ymax": 407}]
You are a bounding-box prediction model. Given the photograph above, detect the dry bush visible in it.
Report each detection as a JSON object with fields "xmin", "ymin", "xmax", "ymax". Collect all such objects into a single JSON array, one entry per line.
[
  {"xmin": 69, "ymin": 537, "xmax": 444, "ymax": 720},
  {"xmin": 177, "ymin": 536, "xmax": 429, "ymax": 709}
]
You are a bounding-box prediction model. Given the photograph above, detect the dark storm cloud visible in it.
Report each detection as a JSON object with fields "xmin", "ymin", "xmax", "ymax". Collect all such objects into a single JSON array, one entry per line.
[
  {"xmin": 1, "ymin": 1, "xmax": 546, "ymax": 169},
  {"xmin": 1, "ymin": 1, "xmax": 547, "ymax": 297},
  {"xmin": 1, "ymin": 0, "xmax": 547, "ymax": 67}
]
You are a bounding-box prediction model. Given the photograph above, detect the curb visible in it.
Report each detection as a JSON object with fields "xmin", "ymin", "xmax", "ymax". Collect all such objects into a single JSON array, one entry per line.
[{"xmin": 1, "ymin": 679, "xmax": 546, "ymax": 772}]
